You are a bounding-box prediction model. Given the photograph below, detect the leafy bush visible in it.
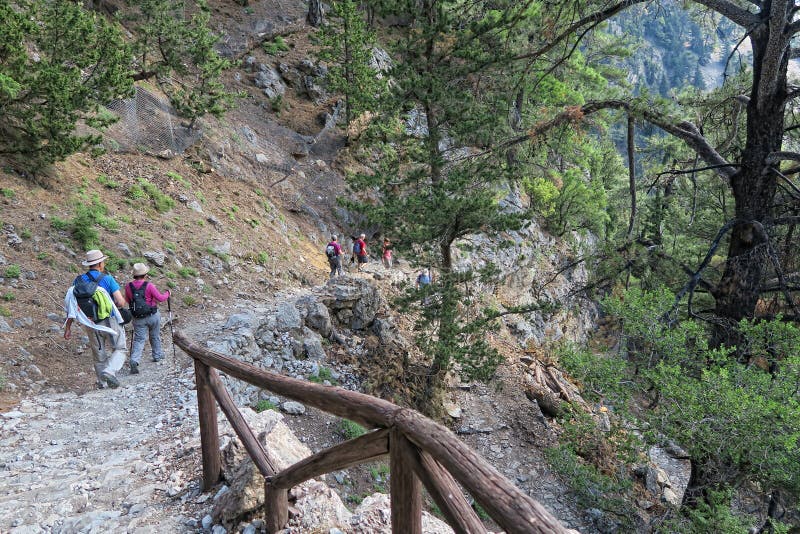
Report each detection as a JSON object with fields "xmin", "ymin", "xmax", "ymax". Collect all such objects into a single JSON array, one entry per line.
[
  {"xmin": 601, "ymin": 288, "xmax": 800, "ymax": 508},
  {"xmin": 0, "ymin": 306, "xmax": 10, "ymax": 317},
  {"xmin": 177, "ymin": 267, "xmax": 198, "ymax": 278},
  {"xmin": 263, "ymin": 36, "xmax": 290, "ymax": 55},
  {"xmin": 338, "ymin": 419, "xmax": 366, "ymax": 440},
  {"xmin": 96, "ymin": 174, "xmax": 119, "ymax": 189},
  {"xmin": 182, "ymin": 295, "xmax": 197, "ymax": 306},
  {"xmin": 3, "ymin": 292, "xmax": 15, "ymax": 302},
  {"xmin": 654, "ymin": 489, "xmax": 756, "ymax": 533},
  {"xmin": 138, "ymin": 178, "xmax": 175, "ymax": 213},
  {"xmin": 254, "ymin": 399, "xmax": 277, "ymax": 412},
  {"xmin": 4, "ymin": 265, "xmax": 21, "ymax": 278},
  {"xmin": 50, "ymin": 217, "xmax": 69, "ymax": 231},
  {"xmin": 167, "ymin": 171, "xmax": 191, "ymax": 189},
  {"xmin": 308, "ymin": 366, "xmax": 337, "ymax": 385},
  {"xmin": 0, "ymin": 188, "xmax": 14, "ymax": 198}
]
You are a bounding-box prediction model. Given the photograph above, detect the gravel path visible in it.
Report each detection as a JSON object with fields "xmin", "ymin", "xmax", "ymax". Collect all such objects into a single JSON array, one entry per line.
[{"xmin": 0, "ymin": 349, "xmax": 204, "ymax": 533}]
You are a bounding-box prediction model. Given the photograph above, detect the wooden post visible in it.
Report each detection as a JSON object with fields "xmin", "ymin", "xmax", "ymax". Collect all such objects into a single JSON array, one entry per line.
[
  {"xmin": 265, "ymin": 479, "xmax": 288, "ymax": 534},
  {"xmin": 194, "ymin": 359, "xmax": 221, "ymax": 491},
  {"xmin": 390, "ymin": 427, "xmax": 422, "ymax": 534}
]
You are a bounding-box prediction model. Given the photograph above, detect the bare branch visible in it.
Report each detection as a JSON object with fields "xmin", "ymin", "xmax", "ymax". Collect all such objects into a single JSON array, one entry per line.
[
  {"xmin": 769, "ymin": 167, "xmax": 800, "ymax": 198},
  {"xmin": 514, "ymin": 0, "xmax": 650, "ymax": 61},
  {"xmin": 690, "ymin": 0, "xmax": 759, "ymax": 28},
  {"xmin": 500, "ymin": 100, "xmax": 738, "ymax": 179},
  {"xmin": 670, "ymin": 219, "xmax": 739, "ymax": 318},
  {"xmin": 766, "ymin": 151, "xmax": 800, "ymax": 164}
]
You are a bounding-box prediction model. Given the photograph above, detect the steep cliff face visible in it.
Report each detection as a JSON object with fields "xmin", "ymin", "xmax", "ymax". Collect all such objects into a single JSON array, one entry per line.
[{"xmin": 458, "ymin": 221, "xmax": 599, "ymax": 348}]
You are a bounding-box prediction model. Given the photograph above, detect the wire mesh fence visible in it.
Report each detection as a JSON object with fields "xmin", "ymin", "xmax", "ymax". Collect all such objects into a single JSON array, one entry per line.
[{"xmin": 100, "ymin": 85, "xmax": 201, "ymax": 156}]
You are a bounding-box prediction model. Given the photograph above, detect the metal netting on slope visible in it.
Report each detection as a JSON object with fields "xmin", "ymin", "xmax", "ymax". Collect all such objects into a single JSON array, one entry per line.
[{"xmin": 101, "ymin": 86, "xmax": 201, "ymax": 156}]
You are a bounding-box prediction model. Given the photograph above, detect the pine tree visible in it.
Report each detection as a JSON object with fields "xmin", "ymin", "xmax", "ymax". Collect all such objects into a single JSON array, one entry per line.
[
  {"xmin": 126, "ymin": 0, "xmax": 236, "ymax": 127},
  {"xmin": 317, "ymin": 0, "xmax": 384, "ymax": 132},
  {"xmin": 0, "ymin": 0, "xmax": 132, "ymax": 171},
  {"xmin": 346, "ymin": 0, "xmax": 542, "ymax": 410}
]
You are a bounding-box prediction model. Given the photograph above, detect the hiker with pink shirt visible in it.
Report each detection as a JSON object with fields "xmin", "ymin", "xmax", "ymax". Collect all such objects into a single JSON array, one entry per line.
[{"xmin": 125, "ymin": 263, "xmax": 170, "ymax": 374}]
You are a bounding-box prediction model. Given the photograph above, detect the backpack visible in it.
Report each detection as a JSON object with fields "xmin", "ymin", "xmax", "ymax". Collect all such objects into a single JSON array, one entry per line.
[
  {"xmin": 353, "ymin": 241, "xmax": 361, "ymax": 254},
  {"xmin": 73, "ymin": 272, "xmax": 107, "ymax": 323},
  {"xmin": 128, "ymin": 281, "xmax": 157, "ymax": 318},
  {"xmin": 325, "ymin": 243, "xmax": 337, "ymax": 258}
]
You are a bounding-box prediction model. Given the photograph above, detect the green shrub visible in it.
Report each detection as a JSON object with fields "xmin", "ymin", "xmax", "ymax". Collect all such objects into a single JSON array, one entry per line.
[
  {"xmin": 263, "ymin": 36, "xmax": 289, "ymax": 55},
  {"xmin": 0, "ymin": 306, "xmax": 10, "ymax": 317},
  {"xmin": 69, "ymin": 193, "xmax": 117, "ymax": 248},
  {"xmin": 338, "ymin": 419, "xmax": 366, "ymax": 440},
  {"xmin": 182, "ymin": 295, "xmax": 196, "ymax": 306},
  {"xmin": 126, "ymin": 183, "xmax": 147, "ymax": 200},
  {"xmin": 50, "ymin": 216, "xmax": 70, "ymax": 231},
  {"xmin": 256, "ymin": 251, "xmax": 269, "ymax": 265},
  {"xmin": 2, "ymin": 292, "xmax": 15, "ymax": 302},
  {"xmin": 96, "ymin": 174, "xmax": 119, "ymax": 188},
  {"xmin": 654, "ymin": 489, "xmax": 757, "ymax": 533},
  {"xmin": 167, "ymin": 171, "xmax": 191, "ymax": 189},
  {"xmin": 4, "ymin": 265, "xmax": 21, "ymax": 278},
  {"xmin": 545, "ymin": 445, "xmax": 634, "ymax": 526},
  {"xmin": 254, "ymin": 399, "xmax": 277, "ymax": 412},
  {"xmin": 138, "ymin": 178, "xmax": 175, "ymax": 213},
  {"xmin": 308, "ymin": 366, "xmax": 337, "ymax": 385},
  {"xmin": 0, "ymin": 188, "xmax": 15, "ymax": 198},
  {"xmin": 36, "ymin": 252, "xmax": 49, "ymax": 261},
  {"xmin": 177, "ymin": 267, "xmax": 198, "ymax": 278}
]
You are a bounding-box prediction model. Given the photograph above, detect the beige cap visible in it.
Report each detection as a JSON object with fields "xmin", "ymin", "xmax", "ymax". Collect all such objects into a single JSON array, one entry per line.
[
  {"xmin": 132, "ymin": 262, "xmax": 150, "ymax": 276},
  {"xmin": 81, "ymin": 249, "xmax": 108, "ymax": 266}
]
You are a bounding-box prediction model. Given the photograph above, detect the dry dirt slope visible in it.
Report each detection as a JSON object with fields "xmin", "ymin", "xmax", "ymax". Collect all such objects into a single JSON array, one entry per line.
[{"xmin": 0, "ymin": 147, "xmax": 334, "ymax": 408}]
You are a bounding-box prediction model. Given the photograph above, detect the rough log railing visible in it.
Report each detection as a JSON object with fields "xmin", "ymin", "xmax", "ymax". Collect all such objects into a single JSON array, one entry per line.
[{"xmin": 174, "ymin": 330, "xmax": 574, "ymax": 534}]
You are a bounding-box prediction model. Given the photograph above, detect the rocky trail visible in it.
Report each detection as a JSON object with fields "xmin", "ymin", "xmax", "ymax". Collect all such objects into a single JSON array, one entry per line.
[
  {"xmin": 0, "ymin": 260, "xmax": 597, "ymax": 534},
  {"xmin": 0, "ymin": 336, "xmax": 207, "ymax": 533}
]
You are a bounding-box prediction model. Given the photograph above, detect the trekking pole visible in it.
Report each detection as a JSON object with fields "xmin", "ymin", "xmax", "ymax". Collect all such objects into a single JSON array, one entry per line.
[{"xmin": 167, "ymin": 296, "xmax": 177, "ymax": 362}]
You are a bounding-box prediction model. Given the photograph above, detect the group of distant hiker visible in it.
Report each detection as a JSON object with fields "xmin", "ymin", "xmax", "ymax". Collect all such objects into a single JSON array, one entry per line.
[
  {"xmin": 324, "ymin": 233, "xmax": 433, "ymax": 289},
  {"xmin": 325, "ymin": 233, "xmax": 393, "ymax": 277},
  {"xmin": 63, "ymin": 249, "xmax": 171, "ymax": 389}
]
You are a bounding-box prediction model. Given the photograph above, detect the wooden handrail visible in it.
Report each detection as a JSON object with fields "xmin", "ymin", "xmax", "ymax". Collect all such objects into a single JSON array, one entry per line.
[
  {"xmin": 174, "ymin": 330, "xmax": 574, "ymax": 534},
  {"xmin": 208, "ymin": 368, "xmax": 278, "ymax": 477},
  {"xmin": 269, "ymin": 428, "xmax": 390, "ymax": 490}
]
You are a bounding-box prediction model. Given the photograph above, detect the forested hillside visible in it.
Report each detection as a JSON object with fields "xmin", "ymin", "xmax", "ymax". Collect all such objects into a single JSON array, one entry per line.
[{"xmin": 1, "ymin": 0, "xmax": 799, "ymax": 532}]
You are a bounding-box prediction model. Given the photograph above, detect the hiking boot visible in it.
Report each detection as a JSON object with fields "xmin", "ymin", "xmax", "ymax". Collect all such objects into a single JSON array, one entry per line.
[
  {"xmin": 101, "ymin": 371, "xmax": 120, "ymax": 389},
  {"xmin": 152, "ymin": 356, "xmax": 163, "ymax": 362},
  {"xmin": 130, "ymin": 362, "xmax": 139, "ymax": 374},
  {"xmin": 95, "ymin": 381, "xmax": 106, "ymax": 390}
]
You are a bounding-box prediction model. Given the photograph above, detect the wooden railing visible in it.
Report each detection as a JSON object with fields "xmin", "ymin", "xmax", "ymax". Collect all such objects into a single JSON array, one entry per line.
[{"xmin": 174, "ymin": 330, "xmax": 574, "ymax": 534}]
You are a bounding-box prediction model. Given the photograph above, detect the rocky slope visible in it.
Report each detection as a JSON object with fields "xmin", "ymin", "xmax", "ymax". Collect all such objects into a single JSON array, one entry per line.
[{"xmin": 0, "ymin": 0, "xmax": 620, "ymax": 532}]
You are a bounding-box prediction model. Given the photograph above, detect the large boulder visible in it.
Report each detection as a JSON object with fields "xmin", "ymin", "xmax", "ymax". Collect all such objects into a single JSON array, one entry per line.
[
  {"xmin": 213, "ymin": 409, "xmax": 351, "ymax": 529},
  {"xmin": 295, "ymin": 295, "xmax": 332, "ymax": 338},
  {"xmin": 254, "ymin": 64, "xmax": 286, "ymax": 99},
  {"xmin": 322, "ymin": 277, "xmax": 383, "ymax": 330},
  {"xmin": 349, "ymin": 493, "xmax": 453, "ymax": 533}
]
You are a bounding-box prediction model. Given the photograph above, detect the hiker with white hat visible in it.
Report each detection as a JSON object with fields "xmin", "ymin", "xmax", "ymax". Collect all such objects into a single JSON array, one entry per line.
[
  {"xmin": 63, "ymin": 249, "xmax": 129, "ymax": 389},
  {"xmin": 124, "ymin": 262, "xmax": 171, "ymax": 374}
]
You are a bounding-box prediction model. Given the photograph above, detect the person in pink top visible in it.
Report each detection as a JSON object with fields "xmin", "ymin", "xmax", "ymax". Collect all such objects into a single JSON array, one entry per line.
[{"xmin": 125, "ymin": 263, "xmax": 171, "ymax": 374}]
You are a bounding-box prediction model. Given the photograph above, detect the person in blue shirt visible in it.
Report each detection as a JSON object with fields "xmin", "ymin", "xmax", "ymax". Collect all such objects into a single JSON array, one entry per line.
[
  {"xmin": 416, "ymin": 268, "xmax": 431, "ymax": 289},
  {"xmin": 63, "ymin": 249, "xmax": 129, "ymax": 389}
]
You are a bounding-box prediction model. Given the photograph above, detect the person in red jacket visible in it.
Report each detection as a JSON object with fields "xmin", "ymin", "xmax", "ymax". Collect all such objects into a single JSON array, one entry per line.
[
  {"xmin": 125, "ymin": 263, "xmax": 171, "ymax": 374},
  {"xmin": 355, "ymin": 233, "xmax": 368, "ymax": 272}
]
